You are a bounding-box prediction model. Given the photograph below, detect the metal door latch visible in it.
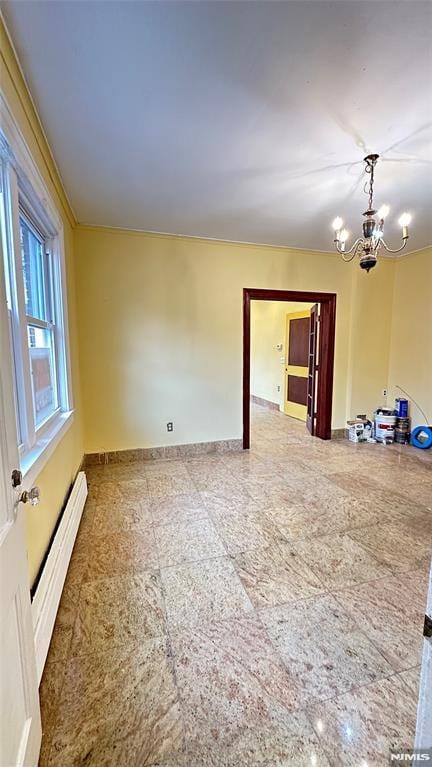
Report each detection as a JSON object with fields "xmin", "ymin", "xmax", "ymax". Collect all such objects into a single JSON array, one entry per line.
[{"xmin": 423, "ymin": 614, "xmax": 432, "ymax": 638}]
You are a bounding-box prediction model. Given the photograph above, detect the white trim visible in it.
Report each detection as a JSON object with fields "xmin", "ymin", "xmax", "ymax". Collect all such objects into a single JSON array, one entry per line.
[
  {"xmin": 0, "ymin": 92, "xmax": 62, "ymax": 233},
  {"xmin": 52, "ymin": 222, "xmax": 73, "ymax": 411},
  {"xmin": 414, "ymin": 559, "xmax": 432, "ymax": 749},
  {"xmin": 21, "ymin": 410, "xmax": 74, "ymax": 490},
  {"xmin": 75, "ymin": 223, "xmax": 431, "ymax": 259},
  {"xmin": 8, "ymin": 166, "xmax": 35, "ymax": 450},
  {"xmin": 0, "ymin": 15, "xmax": 77, "ymax": 225},
  {"xmin": 76, "ymin": 222, "xmax": 344, "ymax": 257},
  {"xmin": 1, "ymin": 164, "xmax": 32, "ymax": 446},
  {"xmin": 32, "ymin": 470, "xmax": 87, "ymax": 684},
  {"xmin": 391, "ymin": 244, "xmax": 432, "ymax": 259},
  {"xmin": 0, "ymin": 212, "xmax": 42, "ymax": 763},
  {"xmin": 0, "ymin": 89, "xmax": 74, "ymax": 464}
]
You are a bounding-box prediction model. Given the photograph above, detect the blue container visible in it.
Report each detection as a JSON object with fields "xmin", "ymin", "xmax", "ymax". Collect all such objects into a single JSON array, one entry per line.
[{"xmin": 395, "ymin": 398, "xmax": 408, "ymax": 417}]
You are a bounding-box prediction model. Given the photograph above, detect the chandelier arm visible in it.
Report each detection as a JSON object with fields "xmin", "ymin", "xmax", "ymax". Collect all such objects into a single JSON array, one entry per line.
[
  {"xmin": 343, "ymin": 239, "xmax": 364, "ymax": 262},
  {"xmin": 341, "ymin": 250, "xmax": 358, "ymax": 263},
  {"xmin": 381, "ymin": 238, "xmax": 409, "ymax": 254},
  {"xmin": 335, "ymin": 237, "xmax": 363, "ymax": 257}
]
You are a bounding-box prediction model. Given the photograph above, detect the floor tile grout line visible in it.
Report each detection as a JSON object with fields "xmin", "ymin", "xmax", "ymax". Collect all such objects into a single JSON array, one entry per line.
[
  {"xmin": 83, "ymin": 511, "xmax": 425, "ymax": 592},
  {"xmin": 344, "ymin": 524, "xmax": 428, "ymax": 574},
  {"xmin": 303, "ymin": 662, "xmax": 421, "ymax": 764},
  {"xmin": 118, "ymin": 476, "xmax": 190, "ymax": 764},
  {"xmin": 159, "ymin": 627, "xmax": 187, "ymax": 758},
  {"xmin": 255, "ymin": 594, "xmax": 401, "ymax": 711},
  {"xmin": 156, "ymin": 533, "xmax": 201, "ymax": 763},
  {"xmin": 329, "ymin": 588, "xmax": 410, "ymax": 676}
]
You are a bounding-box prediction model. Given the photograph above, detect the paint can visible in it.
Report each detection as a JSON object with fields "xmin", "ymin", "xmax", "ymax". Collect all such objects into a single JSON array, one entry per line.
[
  {"xmin": 395, "ymin": 416, "xmax": 411, "ymax": 444},
  {"xmin": 395, "ymin": 398, "xmax": 409, "ymax": 417},
  {"xmin": 374, "ymin": 408, "xmax": 397, "ymax": 443}
]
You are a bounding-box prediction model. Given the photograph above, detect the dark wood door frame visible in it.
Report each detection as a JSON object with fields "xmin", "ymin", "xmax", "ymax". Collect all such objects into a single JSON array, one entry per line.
[{"xmin": 243, "ymin": 288, "xmax": 337, "ymax": 449}]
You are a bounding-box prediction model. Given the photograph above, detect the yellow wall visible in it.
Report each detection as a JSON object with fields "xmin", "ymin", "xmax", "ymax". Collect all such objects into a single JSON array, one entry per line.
[
  {"xmin": 388, "ymin": 247, "xmax": 432, "ymax": 429},
  {"xmin": 1, "ymin": 21, "xmax": 83, "ymax": 586},
  {"xmin": 345, "ymin": 258, "xmax": 396, "ymax": 419},
  {"xmin": 251, "ymin": 301, "xmax": 313, "ymax": 409},
  {"xmin": 74, "ymin": 225, "xmax": 397, "ymax": 451}
]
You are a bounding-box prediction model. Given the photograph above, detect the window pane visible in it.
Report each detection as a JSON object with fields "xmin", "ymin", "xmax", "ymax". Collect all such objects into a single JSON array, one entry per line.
[
  {"xmin": 28, "ymin": 325, "xmax": 58, "ymax": 426},
  {"xmin": 20, "ymin": 216, "xmax": 48, "ymax": 321}
]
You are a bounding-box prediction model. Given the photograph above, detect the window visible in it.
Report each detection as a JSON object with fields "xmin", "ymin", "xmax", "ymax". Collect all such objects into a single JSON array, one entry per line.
[
  {"xmin": 21, "ymin": 213, "xmax": 59, "ymax": 427},
  {"xmin": 0, "ymin": 137, "xmax": 73, "ymax": 480}
]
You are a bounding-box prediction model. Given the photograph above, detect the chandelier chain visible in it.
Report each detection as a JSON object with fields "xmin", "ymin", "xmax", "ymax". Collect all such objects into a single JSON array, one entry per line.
[{"xmin": 364, "ymin": 156, "xmax": 375, "ymax": 210}]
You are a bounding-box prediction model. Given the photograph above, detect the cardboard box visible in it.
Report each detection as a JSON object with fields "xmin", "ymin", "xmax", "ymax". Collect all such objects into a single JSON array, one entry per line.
[{"xmin": 348, "ymin": 423, "xmax": 367, "ymax": 443}]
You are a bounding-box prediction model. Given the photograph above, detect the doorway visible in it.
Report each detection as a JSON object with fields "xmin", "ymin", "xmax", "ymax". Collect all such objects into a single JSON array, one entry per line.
[{"xmin": 243, "ymin": 289, "xmax": 336, "ymax": 449}]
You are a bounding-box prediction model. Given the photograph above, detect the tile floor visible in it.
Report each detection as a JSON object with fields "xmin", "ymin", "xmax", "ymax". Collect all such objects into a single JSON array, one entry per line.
[{"xmin": 39, "ymin": 404, "xmax": 432, "ymax": 766}]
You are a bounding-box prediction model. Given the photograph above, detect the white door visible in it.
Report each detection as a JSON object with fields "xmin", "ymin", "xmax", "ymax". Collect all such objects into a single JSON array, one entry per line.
[
  {"xmin": 0, "ymin": 227, "xmax": 41, "ymax": 764},
  {"xmin": 415, "ymin": 560, "xmax": 432, "ymax": 749}
]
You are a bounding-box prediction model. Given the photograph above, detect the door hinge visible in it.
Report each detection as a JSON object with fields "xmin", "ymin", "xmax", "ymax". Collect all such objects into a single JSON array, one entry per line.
[
  {"xmin": 11, "ymin": 469, "xmax": 22, "ymax": 488},
  {"xmin": 423, "ymin": 613, "xmax": 432, "ymax": 638}
]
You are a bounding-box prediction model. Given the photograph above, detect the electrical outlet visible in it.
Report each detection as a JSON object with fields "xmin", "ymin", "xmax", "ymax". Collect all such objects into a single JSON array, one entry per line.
[
  {"xmin": 277, "ymin": 385, "xmax": 281, "ymax": 392},
  {"xmin": 382, "ymin": 389, "xmax": 387, "ymax": 397},
  {"xmin": 167, "ymin": 422, "xmax": 173, "ymax": 432}
]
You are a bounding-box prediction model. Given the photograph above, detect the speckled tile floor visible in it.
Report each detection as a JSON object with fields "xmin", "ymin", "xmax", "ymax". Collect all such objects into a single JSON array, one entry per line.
[{"xmin": 39, "ymin": 405, "xmax": 432, "ymax": 766}]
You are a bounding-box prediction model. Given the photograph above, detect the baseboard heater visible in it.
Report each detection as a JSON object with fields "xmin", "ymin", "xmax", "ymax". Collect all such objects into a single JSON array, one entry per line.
[{"xmin": 31, "ymin": 470, "xmax": 87, "ymax": 684}]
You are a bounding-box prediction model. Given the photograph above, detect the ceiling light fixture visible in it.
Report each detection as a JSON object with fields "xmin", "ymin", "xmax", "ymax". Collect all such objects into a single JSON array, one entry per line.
[{"xmin": 331, "ymin": 154, "xmax": 412, "ymax": 272}]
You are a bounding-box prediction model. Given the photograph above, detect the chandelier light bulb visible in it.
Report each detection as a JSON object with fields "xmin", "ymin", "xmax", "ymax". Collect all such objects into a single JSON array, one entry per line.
[
  {"xmin": 398, "ymin": 212, "xmax": 412, "ymax": 227},
  {"xmin": 377, "ymin": 205, "xmax": 390, "ymax": 220},
  {"xmin": 339, "ymin": 229, "xmax": 349, "ymax": 243},
  {"xmin": 332, "ymin": 217, "xmax": 343, "ymax": 231}
]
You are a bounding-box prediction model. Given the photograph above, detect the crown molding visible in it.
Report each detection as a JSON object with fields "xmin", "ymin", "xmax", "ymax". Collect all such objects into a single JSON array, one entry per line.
[{"xmin": 0, "ymin": 15, "xmax": 76, "ymax": 227}]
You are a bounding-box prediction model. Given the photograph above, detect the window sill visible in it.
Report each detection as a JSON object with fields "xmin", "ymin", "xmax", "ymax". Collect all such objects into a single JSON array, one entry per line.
[{"xmin": 21, "ymin": 410, "xmax": 75, "ymax": 489}]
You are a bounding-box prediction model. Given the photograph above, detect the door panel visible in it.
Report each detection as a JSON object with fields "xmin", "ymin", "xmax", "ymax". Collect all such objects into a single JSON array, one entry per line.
[
  {"xmin": 284, "ymin": 311, "xmax": 310, "ymax": 421},
  {"xmin": 0, "ymin": 220, "xmax": 41, "ymax": 766},
  {"xmin": 287, "ymin": 375, "xmax": 308, "ymax": 406},
  {"xmin": 307, "ymin": 303, "xmax": 319, "ymax": 435},
  {"xmin": 288, "ymin": 317, "xmax": 310, "ymax": 367}
]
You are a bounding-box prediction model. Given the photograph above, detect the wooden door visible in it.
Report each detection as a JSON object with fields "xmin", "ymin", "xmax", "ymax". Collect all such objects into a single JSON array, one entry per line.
[
  {"xmin": 284, "ymin": 311, "xmax": 310, "ymax": 421},
  {"xmin": 306, "ymin": 303, "xmax": 319, "ymax": 435},
  {"xmin": 0, "ymin": 228, "xmax": 42, "ymax": 766}
]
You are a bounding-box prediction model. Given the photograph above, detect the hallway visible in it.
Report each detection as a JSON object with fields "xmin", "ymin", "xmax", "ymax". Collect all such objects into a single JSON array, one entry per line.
[{"xmin": 39, "ymin": 405, "xmax": 431, "ymax": 766}]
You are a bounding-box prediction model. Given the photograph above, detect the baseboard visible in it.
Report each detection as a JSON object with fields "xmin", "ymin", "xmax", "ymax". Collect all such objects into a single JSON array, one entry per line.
[
  {"xmin": 32, "ymin": 471, "xmax": 87, "ymax": 684},
  {"xmin": 251, "ymin": 394, "xmax": 280, "ymax": 411},
  {"xmin": 84, "ymin": 438, "xmax": 243, "ymax": 466},
  {"xmin": 331, "ymin": 428, "xmax": 346, "ymax": 440}
]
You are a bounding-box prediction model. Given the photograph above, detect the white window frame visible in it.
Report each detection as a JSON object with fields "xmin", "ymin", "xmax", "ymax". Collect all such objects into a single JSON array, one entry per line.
[{"xmin": 0, "ymin": 93, "xmax": 73, "ymax": 487}]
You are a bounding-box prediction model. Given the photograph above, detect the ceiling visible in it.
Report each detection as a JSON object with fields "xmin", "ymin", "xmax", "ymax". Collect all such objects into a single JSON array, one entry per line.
[{"xmin": 2, "ymin": 0, "xmax": 432, "ymax": 251}]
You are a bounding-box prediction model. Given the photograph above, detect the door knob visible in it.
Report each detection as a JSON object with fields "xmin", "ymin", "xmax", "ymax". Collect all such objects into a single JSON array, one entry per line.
[{"xmin": 19, "ymin": 486, "xmax": 40, "ymax": 506}]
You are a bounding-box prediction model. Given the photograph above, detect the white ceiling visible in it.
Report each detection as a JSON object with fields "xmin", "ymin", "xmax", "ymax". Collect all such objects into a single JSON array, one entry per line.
[{"xmin": 2, "ymin": 0, "xmax": 432, "ymax": 251}]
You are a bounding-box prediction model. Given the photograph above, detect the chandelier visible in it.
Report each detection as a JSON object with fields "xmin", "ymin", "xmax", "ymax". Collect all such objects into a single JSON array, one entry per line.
[{"xmin": 331, "ymin": 153, "xmax": 412, "ymax": 272}]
